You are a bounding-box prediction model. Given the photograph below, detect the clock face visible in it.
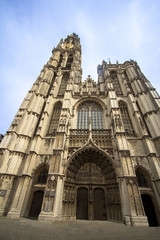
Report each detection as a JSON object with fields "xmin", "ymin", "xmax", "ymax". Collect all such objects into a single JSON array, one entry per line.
[{"xmin": 62, "ymin": 43, "xmax": 74, "ymax": 49}]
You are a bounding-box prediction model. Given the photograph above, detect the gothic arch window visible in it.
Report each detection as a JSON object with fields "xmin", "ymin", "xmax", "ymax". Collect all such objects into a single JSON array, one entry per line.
[
  {"xmin": 135, "ymin": 168, "xmax": 150, "ymax": 188},
  {"xmin": 35, "ymin": 166, "xmax": 48, "ymax": 185},
  {"xmin": 58, "ymin": 73, "xmax": 69, "ymax": 97},
  {"xmin": 119, "ymin": 101, "xmax": 134, "ymax": 134},
  {"xmin": 57, "ymin": 54, "xmax": 63, "ymax": 68},
  {"xmin": 77, "ymin": 101, "xmax": 103, "ymax": 129},
  {"xmin": 48, "ymin": 101, "xmax": 62, "ymax": 135},
  {"xmin": 66, "ymin": 54, "xmax": 73, "ymax": 69},
  {"xmin": 110, "ymin": 71, "xmax": 122, "ymax": 95}
]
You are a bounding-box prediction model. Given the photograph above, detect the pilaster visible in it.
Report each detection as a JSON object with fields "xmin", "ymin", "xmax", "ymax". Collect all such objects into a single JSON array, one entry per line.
[{"xmin": 7, "ymin": 175, "xmax": 31, "ymax": 219}]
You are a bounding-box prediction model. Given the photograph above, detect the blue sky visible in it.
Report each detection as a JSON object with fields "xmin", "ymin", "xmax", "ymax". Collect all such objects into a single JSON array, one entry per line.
[{"xmin": 0, "ymin": 0, "xmax": 160, "ymax": 134}]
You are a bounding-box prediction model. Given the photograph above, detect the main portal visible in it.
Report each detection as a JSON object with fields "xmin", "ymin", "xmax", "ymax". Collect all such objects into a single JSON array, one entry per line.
[{"xmin": 63, "ymin": 148, "xmax": 122, "ymax": 222}]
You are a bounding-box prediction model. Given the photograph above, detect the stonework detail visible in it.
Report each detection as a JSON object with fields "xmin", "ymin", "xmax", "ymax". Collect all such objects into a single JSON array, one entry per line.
[{"xmin": 0, "ymin": 33, "xmax": 160, "ymax": 226}]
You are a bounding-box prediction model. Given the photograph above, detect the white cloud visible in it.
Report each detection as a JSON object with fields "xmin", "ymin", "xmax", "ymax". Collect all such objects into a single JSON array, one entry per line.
[{"xmin": 126, "ymin": 1, "xmax": 145, "ymax": 49}]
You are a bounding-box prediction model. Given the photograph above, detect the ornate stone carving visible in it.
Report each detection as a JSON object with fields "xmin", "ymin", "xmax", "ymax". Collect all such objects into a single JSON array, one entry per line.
[
  {"xmin": 114, "ymin": 114, "xmax": 122, "ymax": 129},
  {"xmin": 76, "ymin": 163, "xmax": 105, "ymax": 184}
]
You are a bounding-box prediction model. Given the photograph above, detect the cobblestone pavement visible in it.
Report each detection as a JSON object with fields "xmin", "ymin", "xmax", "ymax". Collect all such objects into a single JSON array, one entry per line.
[{"xmin": 0, "ymin": 217, "xmax": 160, "ymax": 240}]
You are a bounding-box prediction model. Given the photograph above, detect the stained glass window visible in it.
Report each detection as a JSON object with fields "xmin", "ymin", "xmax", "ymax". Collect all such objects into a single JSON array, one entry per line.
[
  {"xmin": 77, "ymin": 101, "xmax": 103, "ymax": 129},
  {"xmin": 48, "ymin": 102, "xmax": 62, "ymax": 134}
]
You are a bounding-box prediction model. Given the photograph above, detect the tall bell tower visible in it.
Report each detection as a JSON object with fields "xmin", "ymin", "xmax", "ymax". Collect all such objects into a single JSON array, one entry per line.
[{"xmin": 0, "ymin": 33, "xmax": 82, "ymax": 220}]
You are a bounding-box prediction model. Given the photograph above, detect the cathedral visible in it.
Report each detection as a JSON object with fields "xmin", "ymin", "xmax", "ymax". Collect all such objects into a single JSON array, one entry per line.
[{"xmin": 0, "ymin": 33, "xmax": 160, "ymax": 227}]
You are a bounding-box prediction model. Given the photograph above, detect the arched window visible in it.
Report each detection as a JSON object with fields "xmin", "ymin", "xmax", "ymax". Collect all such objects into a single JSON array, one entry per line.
[
  {"xmin": 37, "ymin": 169, "xmax": 48, "ymax": 184},
  {"xmin": 48, "ymin": 102, "xmax": 62, "ymax": 135},
  {"xmin": 58, "ymin": 73, "xmax": 69, "ymax": 96},
  {"xmin": 110, "ymin": 71, "xmax": 122, "ymax": 95},
  {"xmin": 77, "ymin": 101, "xmax": 103, "ymax": 129},
  {"xmin": 66, "ymin": 54, "xmax": 73, "ymax": 69},
  {"xmin": 57, "ymin": 54, "xmax": 63, "ymax": 68},
  {"xmin": 119, "ymin": 101, "xmax": 134, "ymax": 134},
  {"xmin": 35, "ymin": 166, "xmax": 48, "ymax": 184},
  {"xmin": 136, "ymin": 168, "xmax": 150, "ymax": 188}
]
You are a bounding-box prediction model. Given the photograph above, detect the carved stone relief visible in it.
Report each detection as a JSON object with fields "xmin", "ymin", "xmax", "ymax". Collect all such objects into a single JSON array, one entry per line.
[{"xmin": 76, "ymin": 163, "xmax": 105, "ymax": 184}]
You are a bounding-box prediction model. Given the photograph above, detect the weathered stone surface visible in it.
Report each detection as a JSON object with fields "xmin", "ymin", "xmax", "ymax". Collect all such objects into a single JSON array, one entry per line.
[{"xmin": 0, "ymin": 34, "xmax": 160, "ymax": 227}]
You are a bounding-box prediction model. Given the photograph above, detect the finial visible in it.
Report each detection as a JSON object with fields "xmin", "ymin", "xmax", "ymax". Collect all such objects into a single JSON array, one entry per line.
[{"xmin": 108, "ymin": 58, "xmax": 111, "ymax": 64}]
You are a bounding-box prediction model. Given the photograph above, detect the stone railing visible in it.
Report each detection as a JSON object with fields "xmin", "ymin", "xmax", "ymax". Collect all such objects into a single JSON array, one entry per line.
[
  {"xmin": 69, "ymin": 129, "xmax": 112, "ymax": 149},
  {"xmin": 92, "ymin": 129, "xmax": 111, "ymax": 135},
  {"xmin": 70, "ymin": 129, "xmax": 89, "ymax": 135},
  {"xmin": 69, "ymin": 129, "xmax": 111, "ymax": 136}
]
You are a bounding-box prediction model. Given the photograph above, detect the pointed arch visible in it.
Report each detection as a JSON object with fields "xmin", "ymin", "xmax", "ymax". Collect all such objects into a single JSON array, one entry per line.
[
  {"xmin": 58, "ymin": 72, "xmax": 69, "ymax": 96},
  {"xmin": 74, "ymin": 97, "xmax": 106, "ymax": 111},
  {"xmin": 66, "ymin": 140, "xmax": 116, "ymax": 179},
  {"xmin": 66, "ymin": 147, "xmax": 116, "ymax": 182},
  {"xmin": 135, "ymin": 168, "xmax": 150, "ymax": 188},
  {"xmin": 32, "ymin": 164, "xmax": 49, "ymax": 185},
  {"xmin": 66, "ymin": 54, "xmax": 73, "ymax": 69},
  {"xmin": 76, "ymin": 100, "xmax": 103, "ymax": 129},
  {"xmin": 27, "ymin": 164, "xmax": 48, "ymax": 218},
  {"xmin": 119, "ymin": 100, "xmax": 134, "ymax": 135},
  {"xmin": 135, "ymin": 167, "xmax": 159, "ymax": 226},
  {"xmin": 57, "ymin": 54, "xmax": 63, "ymax": 68},
  {"xmin": 63, "ymin": 144, "xmax": 122, "ymax": 222},
  {"xmin": 48, "ymin": 101, "xmax": 62, "ymax": 135}
]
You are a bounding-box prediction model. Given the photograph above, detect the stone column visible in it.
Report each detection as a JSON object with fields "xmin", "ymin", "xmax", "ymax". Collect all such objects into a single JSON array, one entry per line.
[
  {"xmin": 118, "ymin": 177, "xmax": 131, "ymax": 225},
  {"xmin": 53, "ymin": 175, "xmax": 64, "ymax": 220},
  {"xmin": 38, "ymin": 174, "xmax": 57, "ymax": 221},
  {"xmin": 0, "ymin": 174, "xmax": 18, "ymax": 216},
  {"xmin": 7, "ymin": 176, "xmax": 31, "ymax": 219}
]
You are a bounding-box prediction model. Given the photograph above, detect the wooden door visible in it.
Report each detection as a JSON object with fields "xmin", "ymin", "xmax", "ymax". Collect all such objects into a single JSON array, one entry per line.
[
  {"xmin": 29, "ymin": 191, "xmax": 44, "ymax": 218},
  {"xmin": 94, "ymin": 188, "xmax": 106, "ymax": 220},
  {"xmin": 76, "ymin": 188, "xmax": 88, "ymax": 220}
]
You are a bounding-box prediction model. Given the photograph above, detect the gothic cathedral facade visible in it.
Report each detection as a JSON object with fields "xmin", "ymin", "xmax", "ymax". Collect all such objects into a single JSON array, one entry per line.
[{"xmin": 0, "ymin": 34, "xmax": 160, "ymax": 226}]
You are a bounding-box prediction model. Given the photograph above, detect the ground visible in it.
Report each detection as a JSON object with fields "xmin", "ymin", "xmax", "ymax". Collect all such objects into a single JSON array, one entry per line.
[{"xmin": 0, "ymin": 217, "xmax": 160, "ymax": 240}]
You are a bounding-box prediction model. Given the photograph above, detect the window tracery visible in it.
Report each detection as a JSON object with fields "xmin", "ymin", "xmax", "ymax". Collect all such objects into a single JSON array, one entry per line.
[
  {"xmin": 77, "ymin": 101, "xmax": 103, "ymax": 129},
  {"xmin": 58, "ymin": 73, "xmax": 69, "ymax": 96},
  {"xmin": 119, "ymin": 101, "xmax": 134, "ymax": 134},
  {"xmin": 35, "ymin": 166, "xmax": 48, "ymax": 185},
  {"xmin": 136, "ymin": 168, "xmax": 150, "ymax": 188},
  {"xmin": 48, "ymin": 102, "xmax": 62, "ymax": 135},
  {"xmin": 57, "ymin": 54, "xmax": 63, "ymax": 68},
  {"xmin": 66, "ymin": 54, "xmax": 73, "ymax": 69}
]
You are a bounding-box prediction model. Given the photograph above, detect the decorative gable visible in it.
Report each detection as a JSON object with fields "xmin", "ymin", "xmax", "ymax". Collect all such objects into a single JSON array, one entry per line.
[{"xmin": 80, "ymin": 75, "xmax": 99, "ymax": 96}]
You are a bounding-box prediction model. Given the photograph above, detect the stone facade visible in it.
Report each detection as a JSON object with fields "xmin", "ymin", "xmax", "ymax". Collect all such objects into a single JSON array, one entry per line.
[{"xmin": 0, "ymin": 33, "xmax": 160, "ymax": 226}]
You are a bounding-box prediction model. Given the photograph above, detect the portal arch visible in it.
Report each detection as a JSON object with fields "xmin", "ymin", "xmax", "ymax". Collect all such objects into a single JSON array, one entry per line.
[
  {"xmin": 74, "ymin": 97, "xmax": 106, "ymax": 112},
  {"xmin": 135, "ymin": 167, "xmax": 159, "ymax": 226},
  {"xmin": 63, "ymin": 147, "xmax": 122, "ymax": 222},
  {"xmin": 27, "ymin": 164, "xmax": 48, "ymax": 218}
]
